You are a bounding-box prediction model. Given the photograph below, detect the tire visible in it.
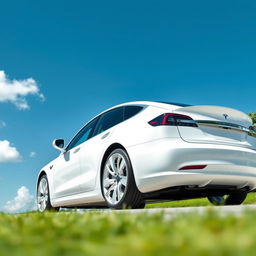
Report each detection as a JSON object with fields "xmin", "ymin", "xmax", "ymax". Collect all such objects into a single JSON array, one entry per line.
[
  {"xmin": 37, "ymin": 175, "xmax": 59, "ymax": 212},
  {"xmin": 101, "ymin": 148, "xmax": 145, "ymax": 209},
  {"xmin": 208, "ymin": 191, "xmax": 247, "ymax": 206}
]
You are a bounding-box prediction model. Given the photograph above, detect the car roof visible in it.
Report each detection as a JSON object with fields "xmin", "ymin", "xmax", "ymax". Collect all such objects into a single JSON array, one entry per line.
[
  {"xmin": 106, "ymin": 101, "xmax": 190, "ymax": 110},
  {"xmin": 86, "ymin": 101, "xmax": 190, "ymax": 126}
]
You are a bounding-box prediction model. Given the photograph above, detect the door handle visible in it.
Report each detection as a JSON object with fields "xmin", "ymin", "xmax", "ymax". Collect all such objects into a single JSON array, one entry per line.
[
  {"xmin": 73, "ymin": 147, "xmax": 80, "ymax": 154},
  {"xmin": 101, "ymin": 132, "xmax": 110, "ymax": 139}
]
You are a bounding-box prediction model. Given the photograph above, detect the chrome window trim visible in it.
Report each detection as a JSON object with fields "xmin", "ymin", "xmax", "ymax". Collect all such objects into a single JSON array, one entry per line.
[{"xmin": 194, "ymin": 120, "xmax": 256, "ymax": 136}]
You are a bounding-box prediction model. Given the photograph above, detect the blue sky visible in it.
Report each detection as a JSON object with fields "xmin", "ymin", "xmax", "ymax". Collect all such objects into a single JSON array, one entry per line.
[{"xmin": 0, "ymin": 0, "xmax": 256, "ymax": 211}]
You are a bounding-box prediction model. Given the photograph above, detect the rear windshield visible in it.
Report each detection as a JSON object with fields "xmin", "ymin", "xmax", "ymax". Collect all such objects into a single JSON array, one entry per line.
[{"xmin": 156, "ymin": 101, "xmax": 192, "ymax": 107}]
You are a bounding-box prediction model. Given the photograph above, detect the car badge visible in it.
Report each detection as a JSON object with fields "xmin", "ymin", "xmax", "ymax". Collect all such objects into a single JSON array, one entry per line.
[{"xmin": 223, "ymin": 114, "xmax": 228, "ymax": 120}]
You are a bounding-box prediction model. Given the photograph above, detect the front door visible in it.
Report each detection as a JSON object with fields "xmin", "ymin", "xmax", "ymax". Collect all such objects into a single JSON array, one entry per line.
[
  {"xmin": 51, "ymin": 146, "xmax": 83, "ymax": 198},
  {"xmin": 51, "ymin": 117, "xmax": 99, "ymax": 198}
]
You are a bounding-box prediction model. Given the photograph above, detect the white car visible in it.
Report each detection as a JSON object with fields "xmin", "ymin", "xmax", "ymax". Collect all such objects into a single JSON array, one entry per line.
[{"xmin": 36, "ymin": 101, "xmax": 256, "ymax": 211}]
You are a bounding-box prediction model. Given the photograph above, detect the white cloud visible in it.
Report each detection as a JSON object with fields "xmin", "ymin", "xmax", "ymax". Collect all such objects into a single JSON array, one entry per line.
[
  {"xmin": 0, "ymin": 70, "xmax": 44, "ymax": 110},
  {"xmin": 0, "ymin": 120, "xmax": 6, "ymax": 128},
  {"xmin": 29, "ymin": 151, "xmax": 36, "ymax": 158},
  {"xmin": 0, "ymin": 140, "xmax": 22, "ymax": 163},
  {"xmin": 3, "ymin": 186, "xmax": 35, "ymax": 213}
]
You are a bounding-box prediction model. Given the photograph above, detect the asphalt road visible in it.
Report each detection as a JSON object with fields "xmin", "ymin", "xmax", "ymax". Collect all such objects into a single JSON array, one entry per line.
[
  {"xmin": 119, "ymin": 205, "xmax": 256, "ymax": 216},
  {"xmin": 71, "ymin": 205, "xmax": 256, "ymax": 217}
]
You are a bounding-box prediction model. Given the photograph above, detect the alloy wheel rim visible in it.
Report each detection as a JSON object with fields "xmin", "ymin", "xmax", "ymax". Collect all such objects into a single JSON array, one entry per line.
[
  {"xmin": 37, "ymin": 178, "xmax": 49, "ymax": 212},
  {"xmin": 103, "ymin": 153, "xmax": 128, "ymax": 205}
]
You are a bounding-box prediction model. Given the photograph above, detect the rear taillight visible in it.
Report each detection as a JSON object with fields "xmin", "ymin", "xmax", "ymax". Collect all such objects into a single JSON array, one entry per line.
[{"xmin": 148, "ymin": 113, "xmax": 198, "ymax": 127}]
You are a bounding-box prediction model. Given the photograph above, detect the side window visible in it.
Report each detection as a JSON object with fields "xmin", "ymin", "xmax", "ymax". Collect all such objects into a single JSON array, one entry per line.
[
  {"xmin": 124, "ymin": 106, "xmax": 143, "ymax": 120},
  {"xmin": 93, "ymin": 107, "xmax": 124, "ymax": 136},
  {"xmin": 66, "ymin": 117, "xmax": 99, "ymax": 151}
]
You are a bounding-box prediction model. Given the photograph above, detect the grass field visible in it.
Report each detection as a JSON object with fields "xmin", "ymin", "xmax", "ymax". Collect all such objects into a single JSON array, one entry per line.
[
  {"xmin": 0, "ymin": 193, "xmax": 256, "ymax": 255},
  {"xmin": 1, "ymin": 209, "xmax": 256, "ymax": 256}
]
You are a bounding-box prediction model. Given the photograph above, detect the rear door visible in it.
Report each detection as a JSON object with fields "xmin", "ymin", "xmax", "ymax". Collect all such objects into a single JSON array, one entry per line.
[
  {"xmin": 79, "ymin": 107, "xmax": 125, "ymax": 192},
  {"xmin": 174, "ymin": 105, "xmax": 256, "ymax": 150}
]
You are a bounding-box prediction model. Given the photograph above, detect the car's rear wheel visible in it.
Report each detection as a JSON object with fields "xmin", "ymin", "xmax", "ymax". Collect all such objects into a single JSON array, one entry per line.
[
  {"xmin": 37, "ymin": 175, "xmax": 59, "ymax": 212},
  {"xmin": 207, "ymin": 191, "xmax": 247, "ymax": 206},
  {"xmin": 101, "ymin": 148, "xmax": 145, "ymax": 209}
]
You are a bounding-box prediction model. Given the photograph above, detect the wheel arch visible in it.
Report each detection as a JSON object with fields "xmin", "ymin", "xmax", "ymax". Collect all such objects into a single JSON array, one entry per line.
[
  {"xmin": 99, "ymin": 142, "xmax": 140, "ymax": 189},
  {"xmin": 100, "ymin": 143, "xmax": 127, "ymax": 177},
  {"xmin": 99, "ymin": 142, "xmax": 144, "ymax": 208},
  {"xmin": 37, "ymin": 170, "xmax": 47, "ymax": 188},
  {"xmin": 36, "ymin": 170, "xmax": 54, "ymax": 207}
]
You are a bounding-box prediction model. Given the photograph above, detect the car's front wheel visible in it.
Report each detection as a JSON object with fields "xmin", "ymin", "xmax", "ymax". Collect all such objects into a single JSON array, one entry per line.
[
  {"xmin": 101, "ymin": 148, "xmax": 145, "ymax": 209},
  {"xmin": 37, "ymin": 175, "xmax": 58, "ymax": 212},
  {"xmin": 207, "ymin": 191, "xmax": 247, "ymax": 206}
]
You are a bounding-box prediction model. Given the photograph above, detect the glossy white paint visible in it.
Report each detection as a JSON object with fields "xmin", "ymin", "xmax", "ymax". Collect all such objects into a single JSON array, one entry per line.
[
  {"xmin": 52, "ymin": 146, "xmax": 82, "ymax": 197},
  {"xmin": 36, "ymin": 101, "xmax": 256, "ymax": 208},
  {"xmin": 78, "ymin": 129, "xmax": 113, "ymax": 193},
  {"xmin": 127, "ymin": 139, "xmax": 256, "ymax": 193}
]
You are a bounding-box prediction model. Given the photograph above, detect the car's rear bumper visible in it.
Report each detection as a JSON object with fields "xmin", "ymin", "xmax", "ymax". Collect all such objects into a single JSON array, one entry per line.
[{"xmin": 127, "ymin": 138, "xmax": 256, "ymax": 193}]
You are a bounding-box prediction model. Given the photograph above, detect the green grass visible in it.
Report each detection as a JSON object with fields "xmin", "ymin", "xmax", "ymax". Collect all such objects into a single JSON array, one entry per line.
[
  {"xmin": 1, "ymin": 210, "xmax": 256, "ymax": 256},
  {"xmin": 146, "ymin": 192, "xmax": 256, "ymax": 208},
  {"xmin": 1, "ymin": 193, "xmax": 256, "ymax": 255}
]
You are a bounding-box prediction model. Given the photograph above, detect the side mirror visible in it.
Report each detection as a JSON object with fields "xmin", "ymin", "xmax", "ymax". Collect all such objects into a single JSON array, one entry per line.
[{"xmin": 52, "ymin": 139, "xmax": 66, "ymax": 153}]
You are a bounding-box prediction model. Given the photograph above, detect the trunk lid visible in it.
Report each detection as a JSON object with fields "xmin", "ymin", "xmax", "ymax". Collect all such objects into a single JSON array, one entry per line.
[{"xmin": 173, "ymin": 105, "xmax": 256, "ymax": 149}]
